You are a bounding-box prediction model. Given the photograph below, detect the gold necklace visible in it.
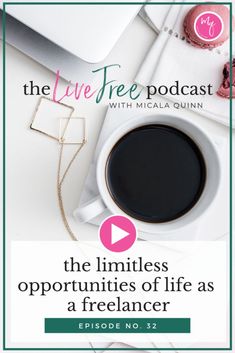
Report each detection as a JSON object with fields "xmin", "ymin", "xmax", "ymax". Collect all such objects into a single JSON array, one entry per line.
[
  {"xmin": 30, "ymin": 96, "xmax": 87, "ymax": 241},
  {"xmin": 57, "ymin": 141, "xmax": 86, "ymax": 241}
]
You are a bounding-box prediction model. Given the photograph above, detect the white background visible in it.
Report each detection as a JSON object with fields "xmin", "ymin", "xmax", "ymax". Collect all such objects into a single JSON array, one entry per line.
[
  {"xmin": 0, "ymin": 0, "xmax": 234, "ymax": 351},
  {"xmin": 10, "ymin": 241, "xmax": 228, "ymax": 345}
]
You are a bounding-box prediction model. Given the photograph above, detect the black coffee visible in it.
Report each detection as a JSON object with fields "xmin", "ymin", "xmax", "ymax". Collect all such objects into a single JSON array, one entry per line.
[{"xmin": 106, "ymin": 124, "xmax": 206, "ymax": 223}]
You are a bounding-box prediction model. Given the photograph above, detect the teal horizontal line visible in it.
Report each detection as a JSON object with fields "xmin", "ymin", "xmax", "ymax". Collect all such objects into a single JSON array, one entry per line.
[
  {"xmin": 3, "ymin": 2, "xmax": 233, "ymax": 5},
  {"xmin": 2, "ymin": 347, "xmax": 232, "ymax": 351}
]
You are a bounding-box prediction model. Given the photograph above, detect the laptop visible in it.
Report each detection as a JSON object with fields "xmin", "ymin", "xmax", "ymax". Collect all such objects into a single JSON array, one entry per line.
[{"xmin": 0, "ymin": 1, "xmax": 143, "ymax": 79}]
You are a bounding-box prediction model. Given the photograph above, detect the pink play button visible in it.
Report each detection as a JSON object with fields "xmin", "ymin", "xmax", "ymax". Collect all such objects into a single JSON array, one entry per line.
[{"xmin": 99, "ymin": 215, "xmax": 137, "ymax": 252}]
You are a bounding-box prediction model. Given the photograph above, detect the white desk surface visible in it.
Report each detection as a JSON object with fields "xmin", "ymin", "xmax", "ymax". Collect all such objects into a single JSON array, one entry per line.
[
  {"xmin": 1, "ymin": 12, "xmax": 235, "ymax": 352},
  {"xmin": 3, "ymin": 14, "xmax": 233, "ymax": 243}
]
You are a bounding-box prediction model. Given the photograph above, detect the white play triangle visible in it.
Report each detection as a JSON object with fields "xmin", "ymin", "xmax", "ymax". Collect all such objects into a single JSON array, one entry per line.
[{"xmin": 111, "ymin": 224, "xmax": 130, "ymax": 245}]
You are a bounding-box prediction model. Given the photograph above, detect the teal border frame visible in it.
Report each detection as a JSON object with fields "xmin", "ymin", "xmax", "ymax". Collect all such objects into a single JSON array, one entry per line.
[{"xmin": 2, "ymin": 1, "xmax": 233, "ymax": 351}]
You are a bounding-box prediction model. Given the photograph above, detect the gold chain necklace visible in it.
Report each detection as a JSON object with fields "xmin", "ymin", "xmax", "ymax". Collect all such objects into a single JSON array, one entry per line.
[
  {"xmin": 57, "ymin": 141, "xmax": 86, "ymax": 241},
  {"xmin": 30, "ymin": 96, "xmax": 86, "ymax": 241}
]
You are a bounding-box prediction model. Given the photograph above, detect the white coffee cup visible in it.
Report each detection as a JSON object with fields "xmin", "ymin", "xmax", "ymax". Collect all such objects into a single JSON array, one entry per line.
[{"xmin": 73, "ymin": 114, "xmax": 221, "ymax": 234}]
